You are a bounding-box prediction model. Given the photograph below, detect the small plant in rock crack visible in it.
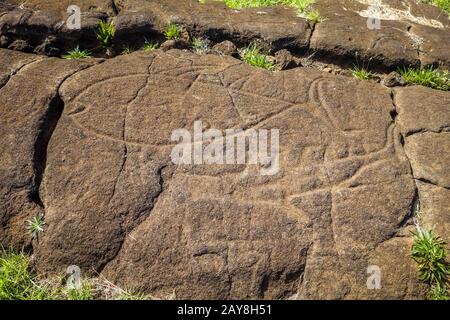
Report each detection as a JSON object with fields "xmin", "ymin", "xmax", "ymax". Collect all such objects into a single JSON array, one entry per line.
[
  {"xmin": 191, "ymin": 37, "xmax": 209, "ymax": 54},
  {"xmin": 398, "ymin": 66, "xmax": 449, "ymax": 91},
  {"xmin": 97, "ymin": 20, "xmax": 116, "ymax": 49},
  {"xmin": 305, "ymin": 9, "xmax": 326, "ymax": 22},
  {"xmin": 142, "ymin": 40, "xmax": 159, "ymax": 52},
  {"xmin": 412, "ymin": 229, "xmax": 450, "ymax": 288},
  {"xmin": 241, "ymin": 43, "xmax": 274, "ymax": 70},
  {"xmin": 62, "ymin": 46, "xmax": 92, "ymax": 59},
  {"xmin": 121, "ymin": 46, "xmax": 134, "ymax": 55},
  {"xmin": 164, "ymin": 23, "xmax": 182, "ymax": 40},
  {"xmin": 350, "ymin": 66, "xmax": 373, "ymax": 80},
  {"xmin": 26, "ymin": 215, "xmax": 45, "ymax": 239}
]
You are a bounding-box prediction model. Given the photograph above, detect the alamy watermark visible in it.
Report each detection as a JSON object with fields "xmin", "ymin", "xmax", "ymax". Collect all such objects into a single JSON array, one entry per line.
[
  {"xmin": 367, "ymin": 265, "xmax": 382, "ymax": 289},
  {"xmin": 366, "ymin": 5, "xmax": 382, "ymax": 30},
  {"xmin": 66, "ymin": 5, "xmax": 81, "ymax": 30},
  {"xmin": 66, "ymin": 265, "xmax": 82, "ymax": 290},
  {"xmin": 170, "ymin": 120, "xmax": 280, "ymax": 176}
]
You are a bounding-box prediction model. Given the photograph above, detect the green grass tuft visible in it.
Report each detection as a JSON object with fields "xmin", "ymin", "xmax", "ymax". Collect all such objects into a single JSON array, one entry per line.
[
  {"xmin": 429, "ymin": 284, "xmax": 450, "ymax": 300},
  {"xmin": 223, "ymin": 0, "xmax": 282, "ymax": 8},
  {"xmin": 164, "ymin": 23, "xmax": 182, "ymax": 40},
  {"xmin": 222, "ymin": 0, "xmax": 314, "ymax": 11},
  {"xmin": 398, "ymin": 67, "xmax": 449, "ymax": 90},
  {"xmin": 286, "ymin": 0, "xmax": 316, "ymax": 12},
  {"xmin": 26, "ymin": 215, "xmax": 45, "ymax": 239},
  {"xmin": 66, "ymin": 281, "xmax": 94, "ymax": 300},
  {"xmin": 217, "ymin": 0, "xmax": 324, "ymax": 21},
  {"xmin": 412, "ymin": 229, "xmax": 450, "ymax": 287},
  {"xmin": 420, "ymin": 0, "xmax": 450, "ymax": 14},
  {"xmin": 97, "ymin": 20, "xmax": 115, "ymax": 48},
  {"xmin": 62, "ymin": 46, "xmax": 92, "ymax": 59},
  {"xmin": 0, "ymin": 249, "xmax": 34, "ymax": 300},
  {"xmin": 191, "ymin": 37, "xmax": 209, "ymax": 54},
  {"xmin": 121, "ymin": 46, "xmax": 134, "ymax": 55},
  {"xmin": 305, "ymin": 9, "xmax": 326, "ymax": 22},
  {"xmin": 0, "ymin": 249, "xmax": 56, "ymax": 300},
  {"xmin": 142, "ymin": 40, "xmax": 159, "ymax": 52},
  {"xmin": 0, "ymin": 249, "xmax": 157, "ymax": 300},
  {"xmin": 241, "ymin": 43, "xmax": 274, "ymax": 70},
  {"xmin": 219, "ymin": 0, "xmax": 448, "ymax": 15},
  {"xmin": 350, "ymin": 66, "xmax": 373, "ymax": 80}
]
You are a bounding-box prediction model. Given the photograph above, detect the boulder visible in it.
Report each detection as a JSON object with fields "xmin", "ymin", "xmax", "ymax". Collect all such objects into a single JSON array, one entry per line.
[
  {"xmin": 212, "ymin": 40, "xmax": 238, "ymax": 57},
  {"xmin": 382, "ymin": 71, "xmax": 405, "ymax": 87},
  {"xmin": 274, "ymin": 49, "xmax": 300, "ymax": 70},
  {"xmin": 0, "ymin": 49, "xmax": 97, "ymax": 249},
  {"xmin": 8, "ymin": 39, "xmax": 33, "ymax": 53},
  {"xmin": 0, "ymin": 49, "xmax": 431, "ymax": 299}
]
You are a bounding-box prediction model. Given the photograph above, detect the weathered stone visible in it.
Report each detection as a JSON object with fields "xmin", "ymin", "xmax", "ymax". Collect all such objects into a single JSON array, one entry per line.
[
  {"xmin": 160, "ymin": 39, "xmax": 189, "ymax": 51},
  {"xmin": 1, "ymin": 0, "xmax": 449, "ymax": 69},
  {"xmin": 0, "ymin": 49, "xmax": 96, "ymax": 249},
  {"xmin": 0, "ymin": 35, "xmax": 11, "ymax": 47},
  {"xmin": 0, "ymin": 3, "xmax": 109, "ymax": 53},
  {"xmin": 395, "ymin": 86, "xmax": 450, "ymax": 244},
  {"xmin": 366, "ymin": 233, "xmax": 428, "ymax": 299},
  {"xmin": 8, "ymin": 39, "xmax": 33, "ymax": 53},
  {"xmin": 0, "ymin": 0, "xmax": 449, "ymax": 301},
  {"xmin": 416, "ymin": 181, "xmax": 450, "ymax": 244},
  {"xmin": 403, "ymin": 132, "xmax": 450, "ymax": 188},
  {"xmin": 212, "ymin": 40, "xmax": 238, "ymax": 57},
  {"xmin": 395, "ymin": 86, "xmax": 450, "ymax": 136},
  {"xmin": 409, "ymin": 25, "xmax": 450, "ymax": 68},
  {"xmin": 119, "ymin": 0, "xmax": 312, "ymax": 52},
  {"xmin": 34, "ymin": 36, "xmax": 60, "ymax": 57},
  {"xmin": 274, "ymin": 49, "xmax": 299, "ymax": 70},
  {"xmin": 309, "ymin": 0, "xmax": 450, "ymax": 68},
  {"xmin": 382, "ymin": 71, "xmax": 405, "ymax": 87},
  {"xmin": 0, "ymin": 49, "xmax": 417, "ymax": 299},
  {"xmin": 113, "ymin": 10, "xmax": 160, "ymax": 50},
  {"xmin": 310, "ymin": 0, "xmax": 420, "ymax": 68}
]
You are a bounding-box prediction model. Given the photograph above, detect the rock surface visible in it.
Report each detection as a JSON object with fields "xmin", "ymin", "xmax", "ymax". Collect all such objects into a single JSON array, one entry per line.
[
  {"xmin": 0, "ymin": 0, "xmax": 449, "ymax": 301},
  {"xmin": 395, "ymin": 86, "xmax": 450, "ymax": 244},
  {"xmin": 1, "ymin": 47, "xmax": 448, "ymax": 299},
  {"xmin": 274, "ymin": 49, "xmax": 300, "ymax": 70},
  {"xmin": 213, "ymin": 40, "xmax": 238, "ymax": 57},
  {"xmin": 1, "ymin": 0, "xmax": 449, "ymax": 68},
  {"xmin": 382, "ymin": 71, "xmax": 405, "ymax": 87},
  {"xmin": 0, "ymin": 49, "xmax": 96, "ymax": 248},
  {"xmin": 311, "ymin": 0, "xmax": 450, "ymax": 68}
]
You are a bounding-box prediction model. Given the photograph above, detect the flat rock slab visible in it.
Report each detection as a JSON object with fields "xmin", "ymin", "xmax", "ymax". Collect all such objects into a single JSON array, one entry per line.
[
  {"xmin": 1, "ymin": 0, "xmax": 449, "ymax": 68},
  {"xmin": 311, "ymin": 0, "xmax": 450, "ymax": 68},
  {"xmin": 395, "ymin": 86, "xmax": 450, "ymax": 244},
  {"xmin": 2, "ymin": 48, "xmax": 444, "ymax": 299},
  {"xmin": 0, "ymin": 49, "xmax": 96, "ymax": 248},
  {"xmin": 117, "ymin": 0, "xmax": 312, "ymax": 49}
]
